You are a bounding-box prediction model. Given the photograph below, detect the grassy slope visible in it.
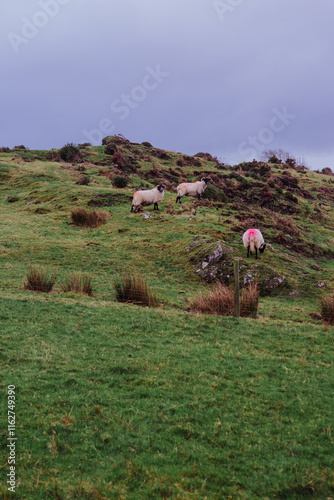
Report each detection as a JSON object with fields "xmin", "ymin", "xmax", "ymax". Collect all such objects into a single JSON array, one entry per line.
[{"xmin": 0, "ymin": 141, "xmax": 333, "ymax": 498}]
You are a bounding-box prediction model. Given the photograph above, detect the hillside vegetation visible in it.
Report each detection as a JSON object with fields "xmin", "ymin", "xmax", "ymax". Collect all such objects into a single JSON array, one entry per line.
[{"xmin": 0, "ymin": 137, "xmax": 333, "ymax": 499}]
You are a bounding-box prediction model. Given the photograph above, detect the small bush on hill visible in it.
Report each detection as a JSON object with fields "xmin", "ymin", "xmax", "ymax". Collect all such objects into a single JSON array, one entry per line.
[
  {"xmin": 24, "ymin": 267, "xmax": 57, "ymax": 293},
  {"xmin": 114, "ymin": 274, "xmax": 160, "ymax": 307},
  {"xmin": 60, "ymin": 272, "xmax": 93, "ymax": 296},
  {"xmin": 59, "ymin": 143, "xmax": 81, "ymax": 162},
  {"xmin": 71, "ymin": 208, "xmax": 107, "ymax": 228},
  {"xmin": 113, "ymin": 176, "xmax": 128, "ymax": 188},
  {"xmin": 202, "ymin": 185, "xmax": 227, "ymax": 203},
  {"xmin": 142, "ymin": 141, "xmax": 153, "ymax": 148}
]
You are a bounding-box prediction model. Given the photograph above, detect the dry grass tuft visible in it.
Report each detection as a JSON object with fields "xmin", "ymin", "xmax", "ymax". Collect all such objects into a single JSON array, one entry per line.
[
  {"xmin": 60, "ymin": 272, "xmax": 93, "ymax": 296},
  {"xmin": 191, "ymin": 282, "xmax": 259, "ymax": 318},
  {"xmin": 114, "ymin": 274, "xmax": 160, "ymax": 307},
  {"xmin": 240, "ymin": 282, "xmax": 260, "ymax": 318},
  {"xmin": 191, "ymin": 282, "xmax": 234, "ymax": 316},
  {"xmin": 24, "ymin": 267, "xmax": 57, "ymax": 293},
  {"xmin": 320, "ymin": 294, "xmax": 334, "ymax": 326},
  {"xmin": 71, "ymin": 208, "xmax": 107, "ymax": 228}
]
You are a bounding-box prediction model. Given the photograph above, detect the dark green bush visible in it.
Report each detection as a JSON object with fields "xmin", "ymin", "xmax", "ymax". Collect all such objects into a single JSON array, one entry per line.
[
  {"xmin": 113, "ymin": 176, "xmax": 129, "ymax": 188},
  {"xmin": 59, "ymin": 143, "xmax": 81, "ymax": 162},
  {"xmin": 202, "ymin": 185, "xmax": 227, "ymax": 203}
]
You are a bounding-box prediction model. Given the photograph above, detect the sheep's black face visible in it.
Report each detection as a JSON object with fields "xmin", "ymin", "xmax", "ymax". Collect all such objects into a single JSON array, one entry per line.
[
  {"xmin": 204, "ymin": 178, "xmax": 211, "ymax": 185},
  {"xmin": 157, "ymin": 185, "xmax": 164, "ymax": 192},
  {"xmin": 259, "ymin": 244, "xmax": 266, "ymax": 254}
]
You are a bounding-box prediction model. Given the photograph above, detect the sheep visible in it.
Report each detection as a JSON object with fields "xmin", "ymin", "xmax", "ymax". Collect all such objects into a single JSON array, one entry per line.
[
  {"xmin": 242, "ymin": 229, "xmax": 266, "ymax": 259},
  {"xmin": 131, "ymin": 184, "xmax": 165, "ymax": 212},
  {"xmin": 176, "ymin": 177, "xmax": 211, "ymax": 204}
]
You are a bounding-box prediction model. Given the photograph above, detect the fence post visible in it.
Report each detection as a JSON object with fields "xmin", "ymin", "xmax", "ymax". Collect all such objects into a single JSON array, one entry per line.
[{"xmin": 234, "ymin": 259, "xmax": 240, "ymax": 318}]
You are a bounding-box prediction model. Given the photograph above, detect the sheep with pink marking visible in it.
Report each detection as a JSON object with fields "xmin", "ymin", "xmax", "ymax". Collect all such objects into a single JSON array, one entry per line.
[{"xmin": 243, "ymin": 229, "xmax": 266, "ymax": 259}]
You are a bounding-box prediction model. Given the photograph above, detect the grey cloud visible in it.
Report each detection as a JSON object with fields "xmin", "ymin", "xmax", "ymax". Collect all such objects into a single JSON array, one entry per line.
[{"xmin": 2, "ymin": 0, "xmax": 334, "ymax": 169}]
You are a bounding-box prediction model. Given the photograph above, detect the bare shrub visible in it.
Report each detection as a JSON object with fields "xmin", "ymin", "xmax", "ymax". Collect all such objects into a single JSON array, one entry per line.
[
  {"xmin": 320, "ymin": 294, "xmax": 334, "ymax": 326},
  {"xmin": 114, "ymin": 274, "xmax": 160, "ymax": 307},
  {"xmin": 71, "ymin": 208, "xmax": 107, "ymax": 228},
  {"xmin": 60, "ymin": 272, "xmax": 93, "ymax": 296},
  {"xmin": 191, "ymin": 282, "xmax": 259, "ymax": 318},
  {"xmin": 24, "ymin": 267, "xmax": 57, "ymax": 293}
]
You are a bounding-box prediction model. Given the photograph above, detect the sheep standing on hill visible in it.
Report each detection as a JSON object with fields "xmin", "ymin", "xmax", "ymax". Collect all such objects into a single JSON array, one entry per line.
[
  {"xmin": 243, "ymin": 229, "xmax": 266, "ymax": 259},
  {"xmin": 131, "ymin": 184, "xmax": 165, "ymax": 212},
  {"xmin": 176, "ymin": 177, "xmax": 211, "ymax": 204}
]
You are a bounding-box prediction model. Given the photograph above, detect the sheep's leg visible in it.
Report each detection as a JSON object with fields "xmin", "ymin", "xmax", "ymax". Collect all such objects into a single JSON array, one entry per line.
[
  {"xmin": 255, "ymin": 247, "xmax": 258, "ymax": 259},
  {"xmin": 154, "ymin": 203, "xmax": 159, "ymax": 210},
  {"xmin": 247, "ymin": 246, "xmax": 250, "ymax": 258},
  {"xmin": 131, "ymin": 205, "xmax": 134, "ymax": 213},
  {"xmin": 198, "ymin": 193, "xmax": 202, "ymax": 200},
  {"xmin": 176, "ymin": 196, "xmax": 181, "ymax": 204}
]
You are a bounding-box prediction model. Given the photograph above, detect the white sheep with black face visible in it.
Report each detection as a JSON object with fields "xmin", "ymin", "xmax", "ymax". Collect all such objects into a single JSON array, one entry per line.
[
  {"xmin": 131, "ymin": 184, "xmax": 165, "ymax": 212},
  {"xmin": 176, "ymin": 177, "xmax": 211, "ymax": 204},
  {"xmin": 243, "ymin": 229, "xmax": 266, "ymax": 259}
]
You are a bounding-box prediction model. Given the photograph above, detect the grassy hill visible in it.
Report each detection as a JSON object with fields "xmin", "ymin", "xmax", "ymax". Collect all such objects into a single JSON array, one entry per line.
[{"xmin": 0, "ymin": 137, "xmax": 333, "ymax": 498}]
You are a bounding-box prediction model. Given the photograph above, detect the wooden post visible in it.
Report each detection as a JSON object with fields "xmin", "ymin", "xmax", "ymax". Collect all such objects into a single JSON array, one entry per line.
[{"xmin": 234, "ymin": 259, "xmax": 240, "ymax": 318}]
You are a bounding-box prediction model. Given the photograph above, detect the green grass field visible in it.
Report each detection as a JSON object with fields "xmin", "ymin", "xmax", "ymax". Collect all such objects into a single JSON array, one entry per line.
[{"xmin": 0, "ymin": 140, "xmax": 333, "ymax": 498}]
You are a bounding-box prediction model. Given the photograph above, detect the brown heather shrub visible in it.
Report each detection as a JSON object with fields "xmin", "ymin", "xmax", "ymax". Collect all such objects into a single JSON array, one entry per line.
[
  {"xmin": 60, "ymin": 272, "xmax": 93, "ymax": 296},
  {"xmin": 112, "ymin": 151, "xmax": 127, "ymax": 168},
  {"xmin": 71, "ymin": 208, "xmax": 107, "ymax": 228},
  {"xmin": 191, "ymin": 282, "xmax": 259, "ymax": 318},
  {"xmin": 114, "ymin": 274, "xmax": 160, "ymax": 307},
  {"xmin": 320, "ymin": 294, "xmax": 334, "ymax": 325},
  {"xmin": 24, "ymin": 267, "xmax": 57, "ymax": 293}
]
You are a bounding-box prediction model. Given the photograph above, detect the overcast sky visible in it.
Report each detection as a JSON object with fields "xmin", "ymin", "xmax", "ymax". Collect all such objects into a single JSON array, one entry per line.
[{"xmin": 2, "ymin": 0, "xmax": 334, "ymax": 169}]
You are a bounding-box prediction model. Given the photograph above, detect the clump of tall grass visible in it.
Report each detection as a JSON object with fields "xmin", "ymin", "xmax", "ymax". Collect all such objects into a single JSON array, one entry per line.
[
  {"xmin": 71, "ymin": 208, "xmax": 107, "ymax": 228},
  {"xmin": 60, "ymin": 272, "xmax": 93, "ymax": 296},
  {"xmin": 23, "ymin": 267, "xmax": 57, "ymax": 293},
  {"xmin": 114, "ymin": 274, "xmax": 160, "ymax": 307},
  {"xmin": 191, "ymin": 282, "xmax": 234, "ymax": 316},
  {"xmin": 240, "ymin": 282, "xmax": 260, "ymax": 318},
  {"xmin": 320, "ymin": 294, "xmax": 334, "ymax": 326},
  {"xmin": 191, "ymin": 282, "xmax": 259, "ymax": 318}
]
